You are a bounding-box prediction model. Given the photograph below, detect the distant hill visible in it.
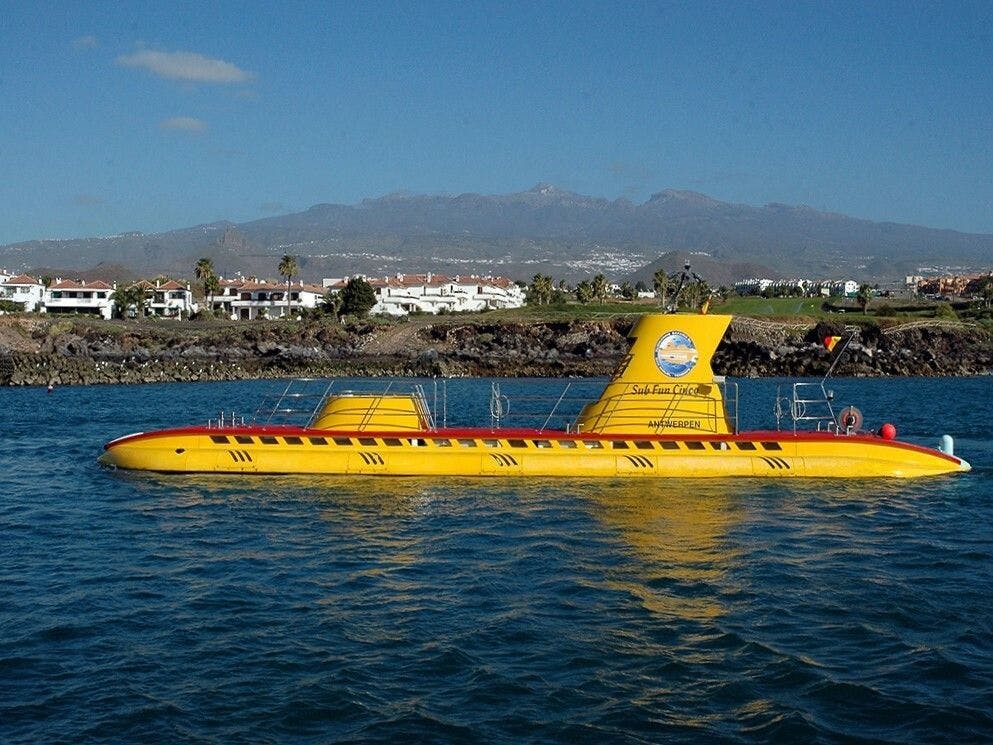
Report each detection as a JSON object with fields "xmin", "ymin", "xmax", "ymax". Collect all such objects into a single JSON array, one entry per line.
[{"xmin": 2, "ymin": 185, "xmax": 991, "ymax": 283}]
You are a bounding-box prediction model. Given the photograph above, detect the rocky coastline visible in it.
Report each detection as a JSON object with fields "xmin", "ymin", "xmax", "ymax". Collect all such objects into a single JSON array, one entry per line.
[{"xmin": 1, "ymin": 315, "xmax": 991, "ymax": 387}]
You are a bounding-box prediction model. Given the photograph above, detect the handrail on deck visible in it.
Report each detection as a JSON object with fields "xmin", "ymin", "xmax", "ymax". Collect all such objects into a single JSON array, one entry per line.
[{"xmin": 776, "ymin": 381, "xmax": 838, "ymax": 433}]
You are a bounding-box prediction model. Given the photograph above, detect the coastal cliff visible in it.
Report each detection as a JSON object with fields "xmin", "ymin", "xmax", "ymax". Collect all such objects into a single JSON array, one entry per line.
[{"xmin": 1, "ymin": 315, "xmax": 991, "ymax": 386}]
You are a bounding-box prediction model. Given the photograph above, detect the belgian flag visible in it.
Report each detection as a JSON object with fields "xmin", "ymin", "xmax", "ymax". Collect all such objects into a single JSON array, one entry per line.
[{"xmin": 822, "ymin": 331, "xmax": 855, "ymax": 376}]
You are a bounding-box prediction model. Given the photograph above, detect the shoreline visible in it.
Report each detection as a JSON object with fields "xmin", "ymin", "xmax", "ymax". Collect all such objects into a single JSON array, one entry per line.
[{"xmin": 2, "ymin": 315, "xmax": 991, "ymax": 386}]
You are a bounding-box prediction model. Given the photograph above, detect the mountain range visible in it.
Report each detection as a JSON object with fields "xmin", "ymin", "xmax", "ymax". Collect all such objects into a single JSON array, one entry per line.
[{"xmin": 3, "ymin": 185, "xmax": 991, "ymax": 284}]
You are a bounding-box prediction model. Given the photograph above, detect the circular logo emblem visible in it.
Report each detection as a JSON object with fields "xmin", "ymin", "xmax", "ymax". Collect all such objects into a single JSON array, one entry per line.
[{"xmin": 654, "ymin": 331, "xmax": 698, "ymax": 377}]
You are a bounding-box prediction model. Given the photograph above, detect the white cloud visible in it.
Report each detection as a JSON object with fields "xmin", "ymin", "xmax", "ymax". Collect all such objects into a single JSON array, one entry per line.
[
  {"xmin": 73, "ymin": 35, "xmax": 99, "ymax": 50},
  {"xmin": 117, "ymin": 49, "xmax": 253, "ymax": 84},
  {"xmin": 160, "ymin": 116, "xmax": 207, "ymax": 133}
]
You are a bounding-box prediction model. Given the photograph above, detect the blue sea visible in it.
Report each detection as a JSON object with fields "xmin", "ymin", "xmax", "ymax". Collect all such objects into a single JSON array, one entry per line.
[{"xmin": 2, "ymin": 376, "xmax": 992, "ymax": 743}]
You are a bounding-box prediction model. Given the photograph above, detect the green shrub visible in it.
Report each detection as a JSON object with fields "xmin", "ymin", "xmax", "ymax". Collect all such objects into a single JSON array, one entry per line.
[{"xmin": 933, "ymin": 302, "xmax": 958, "ymax": 320}]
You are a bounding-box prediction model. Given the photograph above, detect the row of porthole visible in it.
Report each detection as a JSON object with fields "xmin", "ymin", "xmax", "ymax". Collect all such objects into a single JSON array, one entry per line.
[{"xmin": 208, "ymin": 434, "xmax": 784, "ymax": 452}]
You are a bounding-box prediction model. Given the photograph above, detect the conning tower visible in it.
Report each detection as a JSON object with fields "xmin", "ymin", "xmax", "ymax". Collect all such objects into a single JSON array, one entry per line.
[{"xmin": 575, "ymin": 314, "xmax": 734, "ymax": 435}]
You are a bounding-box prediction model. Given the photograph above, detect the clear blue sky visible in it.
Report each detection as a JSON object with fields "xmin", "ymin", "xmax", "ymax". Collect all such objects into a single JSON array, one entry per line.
[{"xmin": 2, "ymin": 0, "xmax": 991, "ymax": 245}]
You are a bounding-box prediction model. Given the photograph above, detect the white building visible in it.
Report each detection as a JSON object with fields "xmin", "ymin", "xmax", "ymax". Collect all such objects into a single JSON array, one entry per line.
[
  {"xmin": 211, "ymin": 278, "xmax": 324, "ymax": 320},
  {"xmin": 734, "ymin": 278, "xmax": 776, "ymax": 295},
  {"xmin": 45, "ymin": 279, "xmax": 116, "ymax": 319},
  {"xmin": 0, "ymin": 274, "xmax": 45, "ymax": 311},
  {"xmin": 324, "ymin": 273, "xmax": 526, "ymax": 316},
  {"xmin": 150, "ymin": 280, "xmax": 196, "ymax": 318},
  {"xmin": 735, "ymin": 277, "xmax": 855, "ymax": 297},
  {"xmin": 818, "ymin": 279, "xmax": 859, "ymax": 298}
]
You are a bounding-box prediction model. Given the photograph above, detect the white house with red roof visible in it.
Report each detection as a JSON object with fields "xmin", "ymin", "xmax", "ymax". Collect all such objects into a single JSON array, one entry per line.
[
  {"xmin": 0, "ymin": 274, "xmax": 46, "ymax": 312},
  {"xmin": 45, "ymin": 279, "xmax": 116, "ymax": 319},
  {"xmin": 150, "ymin": 280, "xmax": 195, "ymax": 318},
  {"xmin": 121, "ymin": 279, "xmax": 196, "ymax": 318},
  {"xmin": 210, "ymin": 278, "xmax": 324, "ymax": 320},
  {"xmin": 323, "ymin": 273, "xmax": 525, "ymax": 316}
]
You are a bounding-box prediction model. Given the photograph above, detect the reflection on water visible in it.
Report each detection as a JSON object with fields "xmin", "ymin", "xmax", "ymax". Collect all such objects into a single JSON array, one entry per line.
[{"xmin": 586, "ymin": 480, "xmax": 746, "ymax": 621}]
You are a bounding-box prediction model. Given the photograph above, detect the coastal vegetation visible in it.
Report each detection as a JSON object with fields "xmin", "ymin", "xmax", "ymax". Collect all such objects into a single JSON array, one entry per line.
[
  {"xmin": 336, "ymin": 277, "xmax": 377, "ymax": 318},
  {"xmin": 278, "ymin": 254, "xmax": 298, "ymax": 316}
]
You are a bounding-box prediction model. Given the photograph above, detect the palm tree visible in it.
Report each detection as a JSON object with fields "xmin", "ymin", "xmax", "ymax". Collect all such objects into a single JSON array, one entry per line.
[
  {"xmin": 680, "ymin": 280, "xmax": 711, "ymax": 312},
  {"xmin": 980, "ymin": 277, "xmax": 993, "ymax": 310},
  {"xmin": 194, "ymin": 257, "xmax": 216, "ymax": 311},
  {"xmin": 278, "ymin": 254, "xmax": 298, "ymax": 318},
  {"xmin": 592, "ymin": 274, "xmax": 608, "ymax": 304},
  {"xmin": 653, "ymin": 269, "xmax": 674, "ymax": 310},
  {"xmin": 527, "ymin": 274, "xmax": 554, "ymax": 306},
  {"xmin": 857, "ymin": 284, "xmax": 872, "ymax": 314}
]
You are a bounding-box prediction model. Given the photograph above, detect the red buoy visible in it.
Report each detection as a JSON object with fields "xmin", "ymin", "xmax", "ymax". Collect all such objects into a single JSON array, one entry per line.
[{"xmin": 879, "ymin": 423, "xmax": 897, "ymax": 440}]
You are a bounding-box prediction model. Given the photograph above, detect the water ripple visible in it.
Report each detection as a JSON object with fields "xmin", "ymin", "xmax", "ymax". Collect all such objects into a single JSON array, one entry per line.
[{"xmin": 1, "ymin": 378, "xmax": 992, "ymax": 743}]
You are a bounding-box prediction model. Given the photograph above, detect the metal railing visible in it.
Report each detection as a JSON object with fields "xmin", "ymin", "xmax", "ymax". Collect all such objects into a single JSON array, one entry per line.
[
  {"xmin": 251, "ymin": 376, "xmax": 743, "ymax": 436},
  {"xmin": 487, "ymin": 378, "xmax": 739, "ymax": 434},
  {"xmin": 253, "ymin": 378, "xmax": 335, "ymax": 425},
  {"xmin": 775, "ymin": 381, "xmax": 837, "ymax": 433},
  {"xmin": 252, "ymin": 378, "xmax": 438, "ymax": 430}
]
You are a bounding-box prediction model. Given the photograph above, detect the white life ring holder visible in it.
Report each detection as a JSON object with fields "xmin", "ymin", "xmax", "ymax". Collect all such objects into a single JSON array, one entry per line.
[{"xmin": 838, "ymin": 406, "xmax": 863, "ymax": 432}]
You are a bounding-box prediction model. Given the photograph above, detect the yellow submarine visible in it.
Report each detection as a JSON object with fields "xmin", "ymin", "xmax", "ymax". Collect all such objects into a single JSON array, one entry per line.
[{"xmin": 99, "ymin": 313, "xmax": 970, "ymax": 478}]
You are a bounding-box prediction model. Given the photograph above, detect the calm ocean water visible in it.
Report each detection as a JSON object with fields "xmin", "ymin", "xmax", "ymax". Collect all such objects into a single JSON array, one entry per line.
[{"xmin": 2, "ymin": 376, "xmax": 992, "ymax": 743}]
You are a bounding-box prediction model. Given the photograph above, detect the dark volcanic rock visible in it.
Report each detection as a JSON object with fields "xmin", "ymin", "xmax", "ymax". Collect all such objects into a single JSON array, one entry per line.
[{"xmin": 1, "ymin": 315, "xmax": 991, "ymax": 386}]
